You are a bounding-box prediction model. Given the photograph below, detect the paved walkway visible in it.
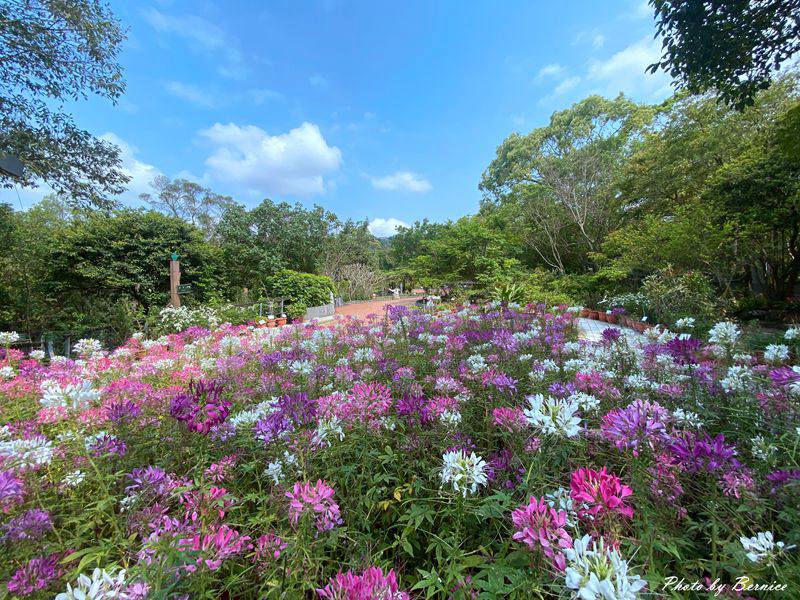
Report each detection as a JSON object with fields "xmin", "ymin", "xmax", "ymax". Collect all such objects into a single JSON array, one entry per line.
[
  {"xmin": 333, "ymin": 296, "xmax": 421, "ymax": 320},
  {"xmin": 576, "ymin": 317, "xmax": 643, "ymax": 343},
  {"xmin": 325, "ymin": 300, "xmax": 642, "ymax": 342}
]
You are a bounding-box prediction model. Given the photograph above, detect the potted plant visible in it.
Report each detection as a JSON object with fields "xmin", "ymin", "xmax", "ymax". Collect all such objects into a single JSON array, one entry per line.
[
  {"xmin": 598, "ymin": 310, "xmax": 608, "ymax": 322},
  {"xmin": 287, "ymin": 303, "xmax": 307, "ymax": 324},
  {"xmin": 580, "ymin": 307, "xmax": 590, "ymax": 318},
  {"xmin": 276, "ymin": 314, "xmax": 287, "ymax": 326},
  {"xmin": 266, "ymin": 314, "xmax": 276, "ymax": 327},
  {"xmin": 605, "ymin": 310, "xmax": 617, "ymax": 325},
  {"xmin": 255, "ymin": 319, "xmax": 268, "ymax": 329},
  {"xmin": 587, "ymin": 308, "xmax": 600, "ymax": 320}
]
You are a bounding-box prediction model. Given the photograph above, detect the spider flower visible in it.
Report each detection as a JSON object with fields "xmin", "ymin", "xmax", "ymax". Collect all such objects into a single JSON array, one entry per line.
[
  {"xmin": 570, "ymin": 467, "xmax": 634, "ymax": 520},
  {"xmin": 286, "ymin": 479, "xmax": 342, "ymax": 532},
  {"xmin": 317, "ymin": 566, "xmax": 410, "ymax": 600},
  {"xmin": 512, "ymin": 496, "xmax": 572, "ymax": 570}
]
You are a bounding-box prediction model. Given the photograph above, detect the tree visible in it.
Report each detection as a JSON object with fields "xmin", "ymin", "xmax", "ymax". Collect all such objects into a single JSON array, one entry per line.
[
  {"xmin": 480, "ymin": 95, "xmax": 652, "ymax": 273},
  {"xmin": 140, "ymin": 176, "xmax": 236, "ymax": 239},
  {"xmin": 648, "ymin": 0, "xmax": 800, "ymax": 110},
  {"xmin": 0, "ymin": 0, "xmax": 129, "ymax": 206}
]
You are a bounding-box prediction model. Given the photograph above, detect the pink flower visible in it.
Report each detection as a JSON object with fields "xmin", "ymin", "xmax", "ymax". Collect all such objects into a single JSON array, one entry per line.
[
  {"xmin": 492, "ymin": 407, "xmax": 527, "ymax": 433},
  {"xmin": 253, "ymin": 532, "xmax": 287, "ymax": 567},
  {"xmin": 511, "ymin": 496, "xmax": 572, "ymax": 569},
  {"xmin": 286, "ymin": 479, "xmax": 342, "ymax": 532},
  {"xmin": 317, "ymin": 566, "xmax": 409, "ymax": 600},
  {"xmin": 570, "ymin": 467, "xmax": 634, "ymax": 520}
]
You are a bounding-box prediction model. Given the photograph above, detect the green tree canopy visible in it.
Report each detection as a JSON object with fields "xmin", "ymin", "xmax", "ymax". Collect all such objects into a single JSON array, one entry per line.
[{"xmin": 0, "ymin": 0, "xmax": 129, "ymax": 206}]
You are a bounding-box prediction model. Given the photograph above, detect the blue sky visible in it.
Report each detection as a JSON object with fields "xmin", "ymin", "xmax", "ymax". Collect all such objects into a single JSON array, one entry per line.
[{"xmin": 15, "ymin": 0, "xmax": 673, "ymax": 236}]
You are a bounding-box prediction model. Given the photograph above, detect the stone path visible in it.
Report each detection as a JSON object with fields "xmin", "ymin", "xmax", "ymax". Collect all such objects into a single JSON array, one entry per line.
[{"xmin": 576, "ymin": 317, "xmax": 643, "ymax": 343}]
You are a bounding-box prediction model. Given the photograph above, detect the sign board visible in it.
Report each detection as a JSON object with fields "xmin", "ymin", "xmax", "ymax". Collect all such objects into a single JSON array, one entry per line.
[
  {"xmin": 177, "ymin": 283, "xmax": 192, "ymax": 295},
  {"xmin": 0, "ymin": 155, "xmax": 25, "ymax": 179}
]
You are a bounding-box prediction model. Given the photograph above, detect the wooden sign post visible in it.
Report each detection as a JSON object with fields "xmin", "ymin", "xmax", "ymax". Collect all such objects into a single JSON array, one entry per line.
[{"xmin": 169, "ymin": 251, "xmax": 181, "ymax": 308}]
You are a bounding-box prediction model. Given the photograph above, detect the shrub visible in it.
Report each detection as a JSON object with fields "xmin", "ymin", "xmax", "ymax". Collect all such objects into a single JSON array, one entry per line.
[
  {"xmin": 262, "ymin": 269, "xmax": 335, "ymax": 308},
  {"xmin": 642, "ymin": 267, "xmax": 716, "ymax": 326}
]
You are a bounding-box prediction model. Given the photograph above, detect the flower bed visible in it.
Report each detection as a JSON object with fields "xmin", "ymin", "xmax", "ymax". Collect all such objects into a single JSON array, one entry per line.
[{"xmin": 0, "ymin": 308, "xmax": 798, "ymax": 597}]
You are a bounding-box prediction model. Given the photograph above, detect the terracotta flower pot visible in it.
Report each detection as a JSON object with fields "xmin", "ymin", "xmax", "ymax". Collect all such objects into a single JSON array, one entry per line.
[
  {"xmin": 606, "ymin": 313, "xmax": 618, "ymax": 324},
  {"xmin": 588, "ymin": 310, "xmax": 599, "ymax": 320},
  {"xmin": 633, "ymin": 321, "xmax": 646, "ymax": 333},
  {"xmin": 598, "ymin": 312, "xmax": 608, "ymax": 322},
  {"xmin": 267, "ymin": 319, "xmax": 276, "ymax": 328},
  {"xmin": 276, "ymin": 317, "xmax": 287, "ymax": 326},
  {"xmin": 580, "ymin": 308, "xmax": 590, "ymax": 318}
]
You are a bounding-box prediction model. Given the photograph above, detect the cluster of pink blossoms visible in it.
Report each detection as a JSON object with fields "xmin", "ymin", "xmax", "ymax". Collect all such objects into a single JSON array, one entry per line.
[
  {"xmin": 511, "ymin": 496, "xmax": 572, "ymax": 570},
  {"xmin": 570, "ymin": 467, "xmax": 634, "ymax": 521},
  {"xmin": 318, "ymin": 382, "xmax": 393, "ymax": 429},
  {"xmin": 286, "ymin": 479, "xmax": 342, "ymax": 532},
  {"xmin": 317, "ymin": 566, "xmax": 410, "ymax": 600}
]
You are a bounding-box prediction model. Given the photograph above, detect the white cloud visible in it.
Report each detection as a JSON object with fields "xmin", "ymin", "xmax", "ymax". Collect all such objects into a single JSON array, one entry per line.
[
  {"xmin": 592, "ymin": 34, "xmax": 606, "ymax": 48},
  {"xmin": 99, "ymin": 133, "xmax": 162, "ymax": 199},
  {"xmin": 537, "ymin": 63, "xmax": 564, "ymax": 79},
  {"xmin": 368, "ymin": 217, "xmax": 408, "ymax": 237},
  {"xmin": 165, "ymin": 81, "xmax": 217, "ymax": 108},
  {"xmin": 370, "ymin": 171, "xmax": 431, "ymax": 193},
  {"xmin": 143, "ymin": 8, "xmax": 246, "ymax": 79},
  {"xmin": 587, "ymin": 36, "xmax": 672, "ymax": 99},
  {"xmin": 199, "ymin": 122, "xmax": 342, "ymax": 196},
  {"xmin": 554, "ymin": 76, "xmax": 582, "ymax": 95}
]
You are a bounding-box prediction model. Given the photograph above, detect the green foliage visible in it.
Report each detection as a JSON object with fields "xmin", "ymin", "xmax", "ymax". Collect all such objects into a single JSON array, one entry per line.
[
  {"xmin": 0, "ymin": 0, "xmax": 129, "ymax": 206},
  {"xmin": 262, "ymin": 269, "xmax": 334, "ymax": 309},
  {"xmin": 642, "ymin": 267, "xmax": 716, "ymax": 326},
  {"xmin": 649, "ymin": 0, "xmax": 800, "ymax": 110}
]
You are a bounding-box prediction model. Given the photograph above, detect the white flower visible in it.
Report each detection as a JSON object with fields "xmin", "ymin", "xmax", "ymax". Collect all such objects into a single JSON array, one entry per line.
[
  {"xmin": 784, "ymin": 326, "xmax": 800, "ymax": 341},
  {"xmin": 568, "ymin": 391, "xmax": 600, "ymax": 412},
  {"xmin": 0, "ymin": 435, "xmax": 53, "ymax": 470},
  {"xmin": 466, "ymin": 354, "xmax": 487, "ymax": 373},
  {"xmin": 0, "ymin": 331, "xmax": 20, "ymax": 346},
  {"xmin": 0, "ymin": 365, "xmax": 15, "ymax": 380},
  {"xmin": 55, "ymin": 567, "xmax": 127, "ymax": 600},
  {"xmin": 64, "ymin": 470, "xmax": 86, "ymax": 487},
  {"xmin": 40, "ymin": 380, "xmax": 100, "ymax": 410},
  {"xmin": 440, "ymin": 450, "xmax": 488, "ymax": 497},
  {"xmin": 675, "ymin": 317, "xmax": 695, "ymax": 330},
  {"xmin": 750, "ymin": 435, "xmax": 776, "ymax": 462},
  {"xmin": 545, "ymin": 487, "xmax": 579, "ymax": 528},
  {"xmin": 439, "ymin": 409, "xmax": 462, "ymax": 427},
  {"xmin": 314, "ymin": 416, "xmax": 345, "ymax": 446},
  {"xmin": 708, "ymin": 321, "xmax": 740, "ymax": 347},
  {"xmin": 28, "ymin": 349, "xmax": 45, "ymax": 361},
  {"xmin": 763, "ymin": 344, "xmax": 790, "ymax": 364},
  {"xmin": 739, "ymin": 531, "xmax": 795, "ymax": 564},
  {"xmin": 523, "ymin": 394, "xmax": 582, "ymax": 438},
  {"xmin": 264, "ymin": 460, "xmax": 284, "ymax": 485},
  {"xmin": 564, "ymin": 535, "xmax": 647, "ymax": 599},
  {"xmin": 672, "ymin": 408, "xmax": 703, "ymax": 428},
  {"xmin": 73, "ymin": 338, "xmax": 103, "ymax": 358},
  {"xmin": 720, "ymin": 365, "xmax": 753, "ymax": 393}
]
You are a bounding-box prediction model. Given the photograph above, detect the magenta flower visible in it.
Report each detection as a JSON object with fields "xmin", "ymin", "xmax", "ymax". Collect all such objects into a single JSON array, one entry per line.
[
  {"xmin": 511, "ymin": 496, "xmax": 572, "ymax": 570},
  {"xmin": 492, "ymin": 406, "xmax": 527, "ymax": 433},
  {"xmin": 6, "ymin": 552, "xmax": 63, "ymax": 596},
  {"xmin": 317, "ymin": 566, "xmax": 409, "ymax": 600},
  {"xmin": 253, "ymin": 532, "xmax": 287, "ymax": 567},
  {"xmin": 667, "ymin": 432, "xmax": 739, "ymax": 473},
  {"xmin": 286, "ymin": 479, "xmax": 342, "ymax": 532},
  {"xmin": 182, "ymin": 524, "xmax": 251, "ymax": 571},
  {"xmin": 570, "ymin": 467, "xmax": 634, "ymax": 520},
  {"xmin": 170, "ymin": 379, "xmax": 231, "ymax": 435}
]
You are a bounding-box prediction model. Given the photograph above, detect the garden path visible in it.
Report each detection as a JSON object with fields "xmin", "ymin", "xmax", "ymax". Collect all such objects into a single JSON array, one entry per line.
[{"xmin": 576, "ymin": 317, "xmax": 643, "ymax": 342}]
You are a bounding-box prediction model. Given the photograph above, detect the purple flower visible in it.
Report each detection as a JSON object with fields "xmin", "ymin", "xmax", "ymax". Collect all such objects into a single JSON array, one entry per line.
[
  {"xmin": 170, "ymin": 379, "xmax": 231, "ymax": 435},
  {"xmin": 769, "ymin": 366, "xmax": 800, "ymax": 388},
  {"xmin": 766, "ymin": 469, "xmax": 800, "ymax": 494},
  {"xmin": 2, "ymin": 508, "xmax": 52, "ymax": 542},
  {"xmin": 6, "ymin": 553, "xmax": 63, "ymax": 595},
  {"xmin": 601, "ymin": 400, "xmax": 670, "ymax": 455},
  {"xmin": 668, "ymin": 432, "xmax": 739, "ymax": 472},
  {"xmin": 601, "ymin": 327, "xmax": 622, "ymax": 343},
  {"xmin": 89, "ymin": 434, "xmax": 126, "ymax": 457},
  {"xmin": 105, "ymin": 398, "xmax": 141, "ymax": 423},
  {"xmin": 665, "ymin": 337, "xmax": 702, "ymax": 365},
  {"xmin": 0, "ymin": 470, "xmax": 24, "ymax": 511}
]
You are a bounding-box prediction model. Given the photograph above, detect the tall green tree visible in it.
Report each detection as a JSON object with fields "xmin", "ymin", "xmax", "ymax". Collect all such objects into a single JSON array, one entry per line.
[
  {"xmin": 0, "ymin": 0, "xmax": 129, "ymax": 206},
  {"xmin": 649, "ymin": 0, "xmax": 800, "ymax": 109}
]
